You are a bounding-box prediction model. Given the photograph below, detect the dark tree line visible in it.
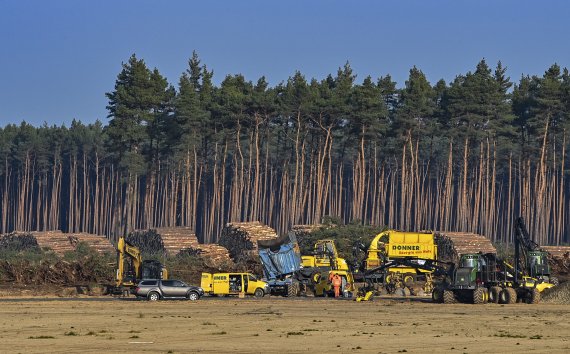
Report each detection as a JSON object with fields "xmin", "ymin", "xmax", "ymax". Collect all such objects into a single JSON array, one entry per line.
[{"xmin": 1, "ymin": 52, "xmax": 569, "ymax": 245}]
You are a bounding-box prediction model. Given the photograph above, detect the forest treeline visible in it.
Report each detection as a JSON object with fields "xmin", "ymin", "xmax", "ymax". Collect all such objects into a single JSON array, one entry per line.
[{"xmin": 1, "ymin": 53, "xmax": 569, "ymax": 245}]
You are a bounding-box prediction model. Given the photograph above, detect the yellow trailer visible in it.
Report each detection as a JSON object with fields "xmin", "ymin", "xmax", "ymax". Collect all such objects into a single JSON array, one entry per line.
[{"xmin": 201, "ymin": 272, "xmax": 269, "ymax": 298}]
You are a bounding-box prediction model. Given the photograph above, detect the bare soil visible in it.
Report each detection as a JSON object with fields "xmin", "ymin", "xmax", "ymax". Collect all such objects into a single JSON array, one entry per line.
[{"xmin": 0, "ymin": 297, "xmax": 568, "ymax": 353}]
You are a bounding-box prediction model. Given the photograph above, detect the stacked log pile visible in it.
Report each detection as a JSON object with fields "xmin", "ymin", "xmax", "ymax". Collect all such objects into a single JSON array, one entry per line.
[
  {"xmin": 0, "ymin": 231, "xmax": 113, "ymax": 255},
  {"xmin": 155, "ymin": 227, "xmax": 201, "ymax": 255},
  {"xmin": 543, "ymin": 246, "xmax": 570, "ymax": 276},
  {"xmin": 542, "ymin": 246, "xmax": 570, "ymax": 258},
  {"xmin": 32, "ymin": 231, "xmax": 78, "ymax": 254},
  {"xmin": 435, "ymin": 232, "xmax": 497, "ymax": 263},
  {"xmin": 68, "ymin": 233, "xmax": 115, "ymax": 254},
  {"xmin": 219, "ymin": 222, "xmax": 278, "ymax": 262},
  {"xmin": 125, "ymin": 227, "xmax": 233, "ymax": 268}
]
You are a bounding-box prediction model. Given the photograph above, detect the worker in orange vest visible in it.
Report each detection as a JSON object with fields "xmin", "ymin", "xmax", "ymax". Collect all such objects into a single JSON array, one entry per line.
[{"xmin": 332, "ymin": 273, "xmax": 342, "ymax": 298}]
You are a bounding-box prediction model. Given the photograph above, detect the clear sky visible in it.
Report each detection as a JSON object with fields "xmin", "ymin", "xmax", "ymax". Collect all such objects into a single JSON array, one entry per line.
[{"xmin": 1, "ymin": 1, "xmax": 568, "ymax": 127}]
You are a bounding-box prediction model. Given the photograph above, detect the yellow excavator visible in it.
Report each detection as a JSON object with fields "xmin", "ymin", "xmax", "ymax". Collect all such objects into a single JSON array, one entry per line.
[{"xmin": 112, "ymin": 237, "xmax": 168, "ymax": 296}]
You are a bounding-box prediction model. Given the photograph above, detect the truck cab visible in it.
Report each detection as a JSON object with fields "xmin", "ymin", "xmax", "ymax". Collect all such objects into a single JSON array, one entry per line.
[{"xmin": 201, "ymin": 272, "xmax": 269, "ymax": 298}]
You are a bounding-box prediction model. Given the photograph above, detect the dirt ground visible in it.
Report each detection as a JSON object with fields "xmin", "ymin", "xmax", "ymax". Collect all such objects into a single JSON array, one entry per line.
[{"xmin": 0, "ymin": 296, "xmax": 568, "ymax": 353}]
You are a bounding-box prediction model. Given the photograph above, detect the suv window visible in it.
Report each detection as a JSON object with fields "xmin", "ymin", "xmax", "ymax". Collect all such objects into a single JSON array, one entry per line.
[
  {"xmin": 140, "ymin": 280, "xmax": 158, "ymax": 286},
  {"xmin": 162, "ymin": 280, "xmax": 185, "ymax": 287}
]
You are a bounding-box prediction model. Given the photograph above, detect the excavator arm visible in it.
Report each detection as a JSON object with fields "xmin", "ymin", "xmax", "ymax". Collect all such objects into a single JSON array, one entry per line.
[{"xmin": 115, "ymin": 237, "xmax": 143, "ymax": 287}]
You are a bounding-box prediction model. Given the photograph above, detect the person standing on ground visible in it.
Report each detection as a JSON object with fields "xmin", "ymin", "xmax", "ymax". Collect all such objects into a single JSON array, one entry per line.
[{"xmin": 332, "ymin": 273, "xmax": 342, "ymax": 298}]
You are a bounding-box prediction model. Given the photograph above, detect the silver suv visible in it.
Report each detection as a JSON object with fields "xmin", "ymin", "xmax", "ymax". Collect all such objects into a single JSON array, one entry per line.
[{"xmin": 134, "ymin": 279, "xmax": 204, "ymax": 301}]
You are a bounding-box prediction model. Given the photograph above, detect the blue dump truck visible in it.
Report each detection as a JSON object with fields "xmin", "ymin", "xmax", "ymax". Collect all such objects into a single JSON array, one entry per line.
[
  {"xmin": 257, "ymin": 232, "xmax": 355, "ymax": 297},
  {"xmin": 257, "ymin": 232, "xmax": 317, "ymax": 297}
]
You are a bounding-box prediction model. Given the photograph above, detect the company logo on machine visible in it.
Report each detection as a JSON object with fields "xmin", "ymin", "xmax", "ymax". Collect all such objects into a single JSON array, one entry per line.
[
  {"xmin": 390, "ymin": 243, "xmax": 433, "ymax": 256},
  {"xmin": 392, "ymin": 245, "xmax": 421, "ymax": 251}
]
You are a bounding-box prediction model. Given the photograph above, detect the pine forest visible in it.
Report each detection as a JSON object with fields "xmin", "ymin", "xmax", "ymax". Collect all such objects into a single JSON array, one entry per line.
[{"xmin": 1, "ymin": 53, "xmax": 569, "ymax": 246}]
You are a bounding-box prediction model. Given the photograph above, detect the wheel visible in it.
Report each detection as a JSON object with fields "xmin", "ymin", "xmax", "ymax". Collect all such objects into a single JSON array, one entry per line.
[
  {"xmin": 500, "ymin": 288, "xmax": 517, "ymax": 304},
  {"xmin": 147, "ymin": 292, "xmax": 160, "ymax": 301},
  {"xmin": 187, "ymin": 291, "xmax": 199, "ymax": 301},
  {"xmin": 403, "ymin": 274, "xmax": 415, "ymax": 287},
  {"xmin": 432, "ymin": 287, "xmax": 444, "ymax": 303},
  {"xmin": 254, "ymin": 288, "xmax": 264, "ymax": 298},
  {"xmin": 528, "ymin": 288, "xmax": 540, "ymax": 304},
  {"xmin": 550, "ymin": 277, "xmax": 559, "ymax": 286},
  {"xmin": 287, "ymin": 282, "xmax": 299, "ymax": 297},
  {"xmin": 488, "ymin": 286, "xmax": 501, "ymax": 303},
  {"xmin": 473, "ymin": 288, "xmax": 485, "ymax": 304},
  {"xmin": 443, "ymin": 290, "xmax": 457, "ymax": 304}
]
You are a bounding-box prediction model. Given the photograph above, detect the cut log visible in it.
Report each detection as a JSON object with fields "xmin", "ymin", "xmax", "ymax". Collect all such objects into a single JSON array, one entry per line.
[{"xmin": 435, "ymin": 232, "xmax": 497, "ymax": 263}]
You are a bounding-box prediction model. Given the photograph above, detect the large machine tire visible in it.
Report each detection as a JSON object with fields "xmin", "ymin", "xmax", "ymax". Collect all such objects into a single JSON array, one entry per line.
[
  {"xmin": 443, "ymin": 290, "xmax": 457, "ymax": 304},
  {"xmin": 528, "ymin": 288, "xmax": 540, "ymax": 304},
  {"xmin": 473, "ymin": 288, "xmax": 485, "ymax": 304},
  {"xmin": 287, "ymin": 282, "xmax": 299, "ymax": 297},
  {"xmin": 500, "ymin": 287, "xmax": 517, "ymax": 304},
  {"xmin": 488, "ymin": 286, "xmax": 501, "ymax": 303},
  {"xmin": 432, "ymin": 287, "xmax": 444, "ymax": 303},
  {"xmin": 550, "ymin": 277, "xmax": 560, "ymax": 286},
  {"xmin": 403, "ymin": 274, "xmax": 415, "ymax": 287}
]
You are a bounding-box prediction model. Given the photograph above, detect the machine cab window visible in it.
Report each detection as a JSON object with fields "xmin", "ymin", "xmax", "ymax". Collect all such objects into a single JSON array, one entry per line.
[{"xmin": 460, "ymin": 256, "xmax": 480, "ymax": 270}]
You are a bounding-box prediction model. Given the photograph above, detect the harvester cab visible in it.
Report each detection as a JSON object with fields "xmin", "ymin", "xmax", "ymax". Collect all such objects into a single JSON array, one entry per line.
[
  {"xmin": 453, "ymin": 254, "xmax": 485, "ymax": 288},
  {"xmin": 514, "ymin": 216, "xmax": 558, "ymax": 285}
]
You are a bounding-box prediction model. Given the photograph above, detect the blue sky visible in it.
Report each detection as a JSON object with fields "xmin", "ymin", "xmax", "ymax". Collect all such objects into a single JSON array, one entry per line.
[{"xmin": 1, "ymin": 1, "xmax": 568, "ymax": 127}]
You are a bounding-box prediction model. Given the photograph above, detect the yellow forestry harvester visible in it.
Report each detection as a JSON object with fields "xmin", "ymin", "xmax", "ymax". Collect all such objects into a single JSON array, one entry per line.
[
  {"xmin": 358, "ymin": 230, "xmax": 438, "ymax": 294},
  {"xmin": 302, "ymin": 239, "xmax": 355, "ymax": 297}
]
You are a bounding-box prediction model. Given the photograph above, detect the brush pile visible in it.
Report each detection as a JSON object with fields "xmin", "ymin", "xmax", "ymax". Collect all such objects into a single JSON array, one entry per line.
[
  {"xmin": 219, "ymin": 222, "xmax": 278, "ymax": 263},
  {"xmin": 541, "ymin": 281, "xmax": 570, "ymax": 304},
  {"xmin": 291, "ymin": 224, "xmax": 323, "ymax": 245},
  {"xmin": 126, "ymin": 229, "xmax": 165, "ymax": 254},
  {"xmin": 0, "ymin": 258, "xmax": 113, "ymax": 285},
  {"xmin": 435, "ymin": 232, "xmax": 497, "ymax": 263},
  {"xmin": 0, "ymin": 233, "xmax": 40, "ymax": 252}
]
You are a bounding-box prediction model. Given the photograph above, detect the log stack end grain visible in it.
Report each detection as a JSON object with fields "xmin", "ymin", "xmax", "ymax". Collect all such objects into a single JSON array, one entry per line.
[
  {"xmin": 435, "ymin": 232, "xmax": 497, "ymax": 263},
  {"xmin": 0, "ymin": 230, "xmax": 114, "ymax": 255},
  {"xmin": 155, "ymin": 227, "xmax": 200, "ymax": 255}
]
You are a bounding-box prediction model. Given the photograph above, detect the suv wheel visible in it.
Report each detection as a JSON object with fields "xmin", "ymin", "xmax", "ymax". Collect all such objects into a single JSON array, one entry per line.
[
  {"xmin": 187, "ymin": 291, "xmax": 200, "ymax": 301},
  {"xmin": 254, "ymin": 288, "xmax": 264, "ymax": 298},
  {"xmin": 148, "ymin": 292, "xmax": 160, "ymax": 301}
]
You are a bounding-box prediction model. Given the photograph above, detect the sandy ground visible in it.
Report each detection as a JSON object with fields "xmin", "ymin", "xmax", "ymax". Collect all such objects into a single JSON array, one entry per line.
[{"xmin": 0, "ymin": 296, "xmax": 568, "ymax": 353}]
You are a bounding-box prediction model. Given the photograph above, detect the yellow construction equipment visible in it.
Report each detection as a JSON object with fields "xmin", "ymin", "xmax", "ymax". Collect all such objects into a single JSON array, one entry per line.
[
  {"xmin": 301, "ymin": 239, "xmax": 350, "ymax": 271},
  {"xmin": 360, "ymin": 230, "xmax": 438, "ymax": 294},
  {"xmin": 113, "ymin": 236, "xmax": 168, "ymax": 295}
]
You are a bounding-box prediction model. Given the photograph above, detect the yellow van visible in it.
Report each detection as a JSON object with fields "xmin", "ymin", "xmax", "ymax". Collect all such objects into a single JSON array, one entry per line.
[{"xmin": 201, "ymin": 272, "xmax": 269, "ymax": 297}]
